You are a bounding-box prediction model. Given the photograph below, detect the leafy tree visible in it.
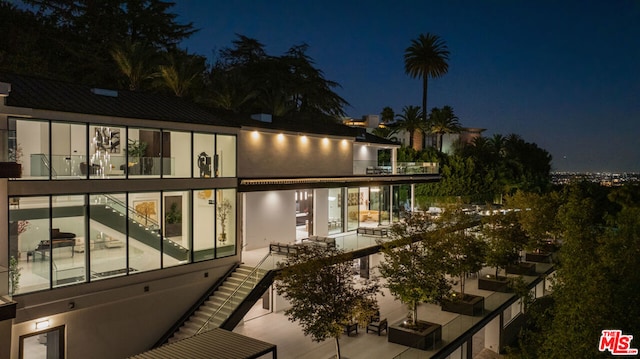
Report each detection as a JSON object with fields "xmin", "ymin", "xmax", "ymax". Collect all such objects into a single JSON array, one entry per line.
[
  {"xmin": 436, "ymin": 204, "xmax": 486, "ymax": 296},
  {"xmin": 404, "ymin": 33, "xmax": 449, "ymax": 122},
  {"xmin": 507, "ymin": 190, "xmax": 562, "ymax": 252},
  {"xmin": 209, "ymin": 35, "xmax": 348, "ymax": 117},
  {"xmin": 428, "ymin": 105, "xmax": 461, "ymax": 153},
  {"xmin": 275, "ymin": 245, "xmax": 379, "ymax": 359},
  {"xmin": 481, "ymin": 210, "xmax": 528, "ymax": 278},
  {"xmin": 378, "ymin": 212, "xmax": 451, "ymax": 324},
  {"xmin": 17, "ymin": 0, "xmax": 196, "ymax": 86},
  {"xmin": 390, "ymin": 105, "xmax": 425, "ymax": 151}
]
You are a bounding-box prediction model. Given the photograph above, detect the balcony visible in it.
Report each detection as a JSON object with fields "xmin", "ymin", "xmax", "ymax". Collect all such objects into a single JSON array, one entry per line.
[{"xmin": 354, "ymin": 160, "xmax": 439, "ymax": 176}]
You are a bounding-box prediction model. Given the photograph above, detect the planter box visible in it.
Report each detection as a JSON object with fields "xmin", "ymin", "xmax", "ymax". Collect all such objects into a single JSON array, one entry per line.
[
  {"xmin": 525, "ymin": 252, "xmax": 552, "ymax": 263},
  {"xmin": 388, "ymin": 320, "xmax": 442, "ymax": 350},
  {"xmin": 478, "ymin": 276, "xmax": 511, "ymax": 292},
  {"xmin": 506, "ymin": 262, "xmax": 537, "ymax": 276},
  {"xmin": 441, "ymin": 293, "xmax": 485, "ymax": 316}
]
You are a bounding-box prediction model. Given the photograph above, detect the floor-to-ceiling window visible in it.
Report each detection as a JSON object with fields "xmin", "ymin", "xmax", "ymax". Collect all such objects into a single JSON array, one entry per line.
[
  {"xmin": 9, "ymin": 196, "xmax": 50, "ymax": 293},
  {"xmin": 128, "ymin": 192, "xmax": 162, "ymax": 272},
  {"xmin": 347, "ymin": 187, "xmax": 359, "ymax": 231},
  {"xmin": 163, "ymin": 191, "xmax": 191, "ymax": 267},
  {"xmin": 51, "ymin": 122, "xmax": 87, "ymax": 179},
  {"xmin": 193, "ymin": 133, "xmax": 215, "ymax": 178},
  {"xmin": 216, "ymin": 189, "xmax": 236, "ymax": 257},
  {"xmin": 51, "ymin": 194, "xmax": 87, "ymax": 288},
  {"xmin": 328, "ymin": 188, "xmax": 344, "ymax": 235},
  {"xmin": 10, "ymin": 118, "xmax": 50, "ymax": 180},
  {"xmin": 89, "ymin": 193, "xmax": 128, "ymax": 280},
  {"xmin": 163, "ymin": 131, "xmax": 191, "ymax": 178}
]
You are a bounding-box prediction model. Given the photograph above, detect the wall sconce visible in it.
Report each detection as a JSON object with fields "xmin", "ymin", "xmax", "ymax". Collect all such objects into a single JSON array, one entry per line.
[
  {"xmin": 251, "ymin": 131, "xmax": 259, "ymax": 140},
  {"xmin": 35, "ymin": 320, "xmax": 50, "ymax": 330},
  {"xmin": 300, "ymin": 135, "xmax": 308, "ymax": 144}
]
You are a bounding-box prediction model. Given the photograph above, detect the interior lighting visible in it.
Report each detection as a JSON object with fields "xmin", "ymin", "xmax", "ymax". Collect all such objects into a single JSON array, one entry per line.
[
  {"xmin": 35, "ymin": 320, "xmax": 50, "ymax": 330},
  {"xmin": 370, "ymin": 187, "xmax": 381, "ymax": 192}
]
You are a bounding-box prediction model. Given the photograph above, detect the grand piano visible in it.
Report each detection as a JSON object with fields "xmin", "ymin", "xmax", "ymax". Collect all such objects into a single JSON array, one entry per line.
[{"xmin": 33, "ymin": 229, "xmax": 76, "ymax": 260}]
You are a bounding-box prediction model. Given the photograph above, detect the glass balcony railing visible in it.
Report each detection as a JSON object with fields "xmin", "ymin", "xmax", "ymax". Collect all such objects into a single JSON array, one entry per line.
[{"xmin": 353, "ymin": 161, "xmax": 439, "ymax": 175}]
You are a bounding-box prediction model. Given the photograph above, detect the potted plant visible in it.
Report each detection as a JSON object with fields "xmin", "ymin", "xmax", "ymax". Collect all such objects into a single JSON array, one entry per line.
[
  {"xmin": 437, "ymin": 204, "xmax": 487, "ymax": 316},
  {"xmin": 9, "ymin": 256, "xmax": 21, "ymax": 299},
  {"xmin": 217, "ymin": 199, "xmax": 232, "ymax": 243},
  {"xmin": 164, "ymin": 202, "xmax": 182, "ymax": 237},
  {"xmin": 126, "ymin": 139, "xmax": 147, "ymax": 174},
  {"xmin": 479, "ymin": 210, "xmax": 529, "ymax": 291},
  {"xmin": 378, "ymin": 212, "xmax": 446, "ymax": 350}
]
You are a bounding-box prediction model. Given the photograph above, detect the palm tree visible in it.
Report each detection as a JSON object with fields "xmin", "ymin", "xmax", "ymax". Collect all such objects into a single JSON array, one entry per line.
[
  {"xmin": 404, "ymin": 33, "xmax": 450, "ymax": 122},
  {"xmin": 428, "ymin": 105, "xmax": 461, "ymax": 153},
  {"xmin": 111, "ymin": 41, "xmax": 159, "ymax": 91},
  {"xmin": 157, "ymin": 50, "xmax": 206, "ymax": 97},
  {"xmin": 391, "ymin": 105, "xmax": 425, "ymax": 151}
]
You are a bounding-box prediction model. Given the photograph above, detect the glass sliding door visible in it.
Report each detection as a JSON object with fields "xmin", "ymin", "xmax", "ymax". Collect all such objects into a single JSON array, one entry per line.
[
  {"xmin": 347, "ymin": 187, "xmax": 359, "ymax": 231},
  {"xmin": 163, "ymin": 191, "xmax": 191, "ymax": 267},
  {"xmin": 328, "ymin": 188, "xmax": 344, "ymax": 235}
]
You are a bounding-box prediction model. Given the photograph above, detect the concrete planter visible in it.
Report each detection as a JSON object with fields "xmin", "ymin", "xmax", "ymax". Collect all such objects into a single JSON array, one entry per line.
[
  {"xmin": 506, "ymin": 262, "xmax": 537, "ymax": 276},
  {"xmin": 388, "ymin": 320, "xmax": 442, "ymax": 350},
  {"xmin": 525, "ymin": 252, "xmax": 552, "ymax": 263},
  {"xmin": 478, "ymin": 275, "xmax": 511, "ymax": 292},
  {"xmin": 441, "ymin": 293, "xmax": 485, "ymax": 316}
]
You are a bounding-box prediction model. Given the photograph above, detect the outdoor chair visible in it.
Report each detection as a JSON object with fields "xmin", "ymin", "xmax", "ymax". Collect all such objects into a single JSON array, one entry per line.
[{"xmin": 366, "ymin": 318, "xmax": 388, "ymax": 335}]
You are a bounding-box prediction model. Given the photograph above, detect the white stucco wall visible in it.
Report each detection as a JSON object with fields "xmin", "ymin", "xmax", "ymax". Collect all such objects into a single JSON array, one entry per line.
[
  {"xmin": 237, "ymin": 130, "xmax": 353, "ymax": 178},
  {"xmin": 243, "ymin": 191, "xmax": 296, "ymax": 250}
]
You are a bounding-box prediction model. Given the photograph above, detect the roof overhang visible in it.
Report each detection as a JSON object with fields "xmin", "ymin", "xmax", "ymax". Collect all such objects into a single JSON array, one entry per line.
[
  {"xmin": 238, "ymin": 174, "xmax": 441, "ymax": 192},
  {"xmin": 128, "ymin": 328, "xmax": 276, "ymax": 359}
]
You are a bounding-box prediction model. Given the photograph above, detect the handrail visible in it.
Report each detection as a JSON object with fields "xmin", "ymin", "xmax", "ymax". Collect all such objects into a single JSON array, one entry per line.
[
  {"xmin": 102, "ymin": 194, "xmax": 161, "ymax": 230},
  {"xmin": 195, "ymin": 252, "xmax": 273, "ymax": 335}
]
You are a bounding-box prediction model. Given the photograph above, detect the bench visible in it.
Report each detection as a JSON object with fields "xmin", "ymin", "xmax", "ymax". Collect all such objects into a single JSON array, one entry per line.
[{"xmin": 357, "ymin": 227, "xmax": 388, "ymax": 237}]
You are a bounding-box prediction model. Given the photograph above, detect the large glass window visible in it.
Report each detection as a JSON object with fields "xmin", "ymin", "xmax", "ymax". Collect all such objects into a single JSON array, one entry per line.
[
  {"xmin": 127, "ymin": 128, "xmax": 161, "ymax": 178},
  {"xmin": 10, "ymin": 118, "xmax": 50, "ymax": 180},
  {"xmin": 89, "ymin": 193, "xmax": 128, "ymax": 280},
  {"xmin": 193, "ymin": 133, "xmax": 215, "ymax": 178},
  {"xmin": 9, "ymin": 196, "xmax": 50, "ymax": 293},
  {"xmin": 164, "ymin": 131, "xmax": 191, "ymax": 177},
  {"xmin": 193, "ymin": 188, "xmax": 215, "ymax": 261},
  {"xmin": 52, "ymin": 195, "xmax": 87, "ymax": 288},
  {"xmin": 347, "ymin": 187, "xmax": 359, "ymax": 231},
  {"xmin": 88, "ymin": 125, "xmax": 125, "ymax": 178},
  {"xmin": 52, "ymin": 122, "xmax": 87, "ymax": 179},
  {"xmin": 328, "ymin": 188, "xmax": 344, "ymax": 235},
  {"xmin": 216, "ymin": 134, "xmax": 236, "ymax": 177},
  {"xmin": 163, "ymin": 191, "xmax": 191, "ymax": 267},
  {"xmin": 216, "ymin": 189, "xmax": 236, "ymax": 258},
  {"xmin": 128, "ymin": 192, "xmax": 161, "ymax": 272}
]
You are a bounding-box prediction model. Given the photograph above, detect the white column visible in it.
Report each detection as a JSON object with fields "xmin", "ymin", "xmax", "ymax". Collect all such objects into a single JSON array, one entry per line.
[{"xmin": 391, "ymin": 147, "xmax": 398, "ymax": 174}]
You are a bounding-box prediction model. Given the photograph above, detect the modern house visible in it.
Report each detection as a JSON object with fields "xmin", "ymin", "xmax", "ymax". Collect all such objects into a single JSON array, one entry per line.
[{"xmin": 0, "ymin": 73, "xmax": 440, "ymax": 358}]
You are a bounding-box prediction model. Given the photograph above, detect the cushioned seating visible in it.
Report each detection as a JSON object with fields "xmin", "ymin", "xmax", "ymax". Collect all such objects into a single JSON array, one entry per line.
[{"xmin": 366, "ymin": 318, "xmax": 388, "ymax": 336}]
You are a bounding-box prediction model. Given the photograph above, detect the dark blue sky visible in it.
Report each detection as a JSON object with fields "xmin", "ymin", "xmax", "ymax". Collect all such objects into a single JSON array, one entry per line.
[{"xmin": 173, "ymin": 1, "xmax": 640, "ymax": 173}]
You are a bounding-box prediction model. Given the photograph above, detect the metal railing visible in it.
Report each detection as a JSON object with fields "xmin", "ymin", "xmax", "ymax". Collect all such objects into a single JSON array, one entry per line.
[{"xmin": 195, "ymin": 252, "xmax": 277, "ymax": 335}]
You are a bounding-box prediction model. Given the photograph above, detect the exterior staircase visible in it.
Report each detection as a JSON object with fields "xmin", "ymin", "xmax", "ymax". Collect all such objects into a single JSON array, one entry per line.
[{"xmin": 168, "ymin": 264, "xmax": 269, "ymax": 343}]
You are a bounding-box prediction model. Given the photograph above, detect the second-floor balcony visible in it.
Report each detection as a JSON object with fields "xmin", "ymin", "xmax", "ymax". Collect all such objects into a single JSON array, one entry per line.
[{"xmin": 354, "ymin": 160, "xmax": 439, "ymax": 176}]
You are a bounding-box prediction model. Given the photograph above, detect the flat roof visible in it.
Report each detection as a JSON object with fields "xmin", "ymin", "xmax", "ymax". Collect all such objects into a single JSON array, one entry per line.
[{"xmin": 128, "ymin": 328, "xmax": 276, "ymax": 359}]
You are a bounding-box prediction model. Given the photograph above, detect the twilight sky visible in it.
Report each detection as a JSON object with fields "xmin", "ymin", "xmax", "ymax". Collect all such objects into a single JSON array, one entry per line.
[{"xmin": 173, "ymin": 1, "xmax": 640, "ymax": 173}]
